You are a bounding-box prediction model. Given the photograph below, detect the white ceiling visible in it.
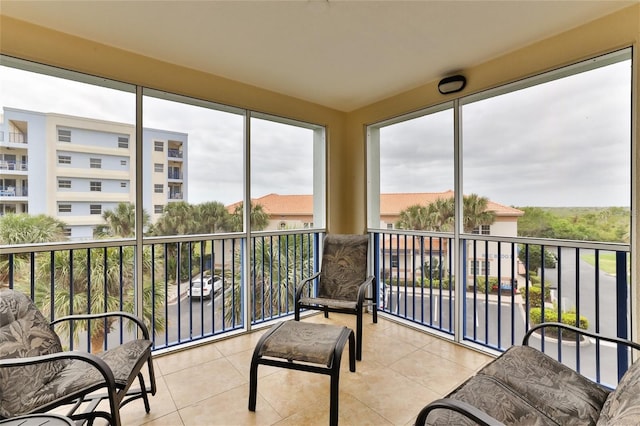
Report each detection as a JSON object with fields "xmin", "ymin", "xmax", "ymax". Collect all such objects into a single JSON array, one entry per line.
[{"xmin": 1, "ymin": 1, "xmax": 635, "ymax": 112}]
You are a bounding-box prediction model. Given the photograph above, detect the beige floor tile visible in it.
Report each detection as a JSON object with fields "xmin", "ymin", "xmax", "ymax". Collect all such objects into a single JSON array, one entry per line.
[
  {"xmin": 179, "ymin": 384, "xmax": 282, "ymax": 426},
  {"xmin": 154, "ymin": 343, "xmax": 224, "ymax": 376},
  {"xmin": 164, "ymin": 357, "xmax": 247, "ymax": 409},
  {"xmin": 111, "ymin": 315, "xmax": 485, "ymax": 426},
  {"xmin": 422, "ymin": 338, "xmax": 494, "ymax": 371},
  {"xmin": 341, "ymin": 360, "xmax": 440, "ymax": 425},
  {"xmin": 141, "ymin": 411, "xmax": 185, "ymax": 426},
  {"xmin": 214, "ymin": 329, "xmax": 269, "ymax": 357},
  {"xmin": 272, "ymin": 392, "xmax": 392, "ymax": 426},
  {"xmin": 389, "ymin": 348, "xmax": 477, "ymax": 396}
]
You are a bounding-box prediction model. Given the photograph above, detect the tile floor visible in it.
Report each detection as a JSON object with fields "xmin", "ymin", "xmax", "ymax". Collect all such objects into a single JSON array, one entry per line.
[{"xmin": 118, "ymin": 313, "xmax": 494, "ymax": 426}]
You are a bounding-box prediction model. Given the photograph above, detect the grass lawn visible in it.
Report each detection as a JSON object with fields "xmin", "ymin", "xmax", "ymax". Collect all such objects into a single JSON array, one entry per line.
[{"xmin": 581, "ymin": 252, "xmax": 628, "ymax": 275}]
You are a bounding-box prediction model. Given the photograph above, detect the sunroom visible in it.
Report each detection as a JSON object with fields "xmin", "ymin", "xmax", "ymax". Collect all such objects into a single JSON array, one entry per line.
[{"xmin": 1, "ymin": 2, "xmax": 639, "ymax": 425}]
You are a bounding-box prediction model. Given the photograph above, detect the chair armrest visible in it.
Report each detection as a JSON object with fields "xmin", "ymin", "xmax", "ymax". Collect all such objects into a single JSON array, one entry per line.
[
  {"xmin": 415, "ymin": 398, "xmax": 506, "ymax": 426},
  {"xmin": 295, "ymin": 271, "xmax": 321, "ymax": 302},
  {"xmin": 356, "ymin": 275, "xmax": 376, "ymax": 303},
  {"xmin": 522, "ymin": 322, "xmax": 640, "ymax": 352},
  {"xmin": 51, "ymin": 311, "xmax": 150, "ymax": 340},
  {"xmin": 0, "ymin": 350, "xmax": 118, "ymax": 394}
]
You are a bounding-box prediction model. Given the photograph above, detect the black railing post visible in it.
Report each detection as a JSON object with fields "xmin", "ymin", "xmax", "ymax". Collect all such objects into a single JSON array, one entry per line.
[{"xmin": 615, "ymin": 250, "xmax": 629, "ymax": 381}]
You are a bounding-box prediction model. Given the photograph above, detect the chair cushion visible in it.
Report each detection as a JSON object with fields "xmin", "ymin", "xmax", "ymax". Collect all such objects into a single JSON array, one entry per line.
[
  {"xmin": 597, "ymin": 360, "xmax": 640, "ymax": 425},
  {"xmin": 258, "ymin": 321, "xmax": 347, "ymax": 367},
  {"xmin": 6, "ymin": 339, "xmax": 152, "ymax": 416},
  {"xmin": 479, "ymin": 346, "xmax": 610, "ymax": 425},
  {"xmin": 318, "ymin": 234, "xmax": 368, "ymax": 301},
  {"xmin": 426, "ymin": 374, "xmax": 558, "ymax": 425},
  {"xmin": 0, "ymin": 288, "xmax": 68, "ymax": 418}
]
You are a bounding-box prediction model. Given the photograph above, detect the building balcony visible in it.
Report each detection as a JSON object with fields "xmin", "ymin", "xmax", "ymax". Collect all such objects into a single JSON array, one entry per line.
[{"xmin": 0, "ymin": 160, "xmax": 28, "ymax": 172}]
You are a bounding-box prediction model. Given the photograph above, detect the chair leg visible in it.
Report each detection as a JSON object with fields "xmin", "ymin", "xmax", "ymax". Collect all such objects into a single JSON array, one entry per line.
[
  {"xmin": 137, "ymin": 372, "xmax": 151, "ymax": 413},
  {"xmin": 356, "ymin": 309, "xmax": 363, "ymax": 361}
]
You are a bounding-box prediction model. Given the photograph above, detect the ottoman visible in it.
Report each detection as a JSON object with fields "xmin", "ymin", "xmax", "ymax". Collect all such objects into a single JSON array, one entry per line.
[{"xmin": 248, "ymin": 320, "xmax": 356, "ymax": 426}]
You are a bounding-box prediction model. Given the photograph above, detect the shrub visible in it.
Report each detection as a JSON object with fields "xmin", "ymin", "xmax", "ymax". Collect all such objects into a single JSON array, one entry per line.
[{"xmin": 529, "ymin": 307, "xmax": 589, "ymax": 339}]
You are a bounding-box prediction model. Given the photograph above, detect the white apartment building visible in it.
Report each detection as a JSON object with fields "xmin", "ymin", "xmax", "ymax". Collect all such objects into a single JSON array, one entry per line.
[{"xmin": 0, "ymin": 107, "xmax": 188, "ymax": 239}]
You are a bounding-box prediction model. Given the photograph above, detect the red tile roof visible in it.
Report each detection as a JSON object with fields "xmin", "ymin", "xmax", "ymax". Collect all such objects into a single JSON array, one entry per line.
[{"xmin": 228, "ymin": 192, "xmax": 523, "ymax": 217}]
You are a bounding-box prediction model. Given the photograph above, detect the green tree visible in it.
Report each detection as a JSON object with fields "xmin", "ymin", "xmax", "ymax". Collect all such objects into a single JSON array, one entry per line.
[
  {"xmin": 518, "ymin": 244, "xmax": 557, "ymax": 272},
  {"xmin": 396, "ymin": 204, "xmax": 430, "ymax": 230},
  {"xmin": 94, "ymin": 202, "xmax": 151, "ymax": 238},
  {"xmin": 517, "ymin": 207, "xmax": 555, "ymax": 238},
  {"xmin": 194, "ymin": 201, "xmax": 231, "ymax": 233},
  {"xmin": 30, "ymin": 245, "xmax": 165, "ymax": 353},
  {"xmin": 462, "ymin": 193, "xmax": 496, "ymax": 233},
  {"xmin": 395, "ymin": 194, "xmax": 495, "ymax": 233},
  {"xmin": 229, "ymin": 202, "xmax": 270, "ymax": 232},
  {"xmin": 0, "ymin": 213, "xmax": 68, "ymax": 286},
  {"xmin": 0, "ymin": 213, "xmax": 67, "ymax": 244},
  {"xmin": 224, "ymin": 233, "xmax": 314, "ymax": 324}
]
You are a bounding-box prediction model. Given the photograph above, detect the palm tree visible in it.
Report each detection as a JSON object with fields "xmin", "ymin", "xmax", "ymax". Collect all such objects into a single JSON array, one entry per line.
[
  {"xmin": 0, "ymin": 213, "xmax": 68, "ymax": 287},
  {"xmin": 462, "ymin": 193, "xmax": 496, "ymax": 233},
  {"xmin": 94, "ymin": 202, "xmax": 150, "ymax": 238},
  {"xmin": 194, "ymin": 201, "xmax": 231, "ymax": 233},
  {"xmin": 224, "ymin": 233, "xmax": 314, "ymax": 325},
  {"xmin": 396, "ymin": 204, "xmax": 430, "ymax": 230},
  {"xmin": 31, "ymin": 245, "xmax": 165, "ymax": 352},
  {"xmin": 229, "ymin": 202, "xmax": 270, "ymax": 232},
  {"xmin": 0, "ymin": 213, "xmax": 67, "ymax": 244}
]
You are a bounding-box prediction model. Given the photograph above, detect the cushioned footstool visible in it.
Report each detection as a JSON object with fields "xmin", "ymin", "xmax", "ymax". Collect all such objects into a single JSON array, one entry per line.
[{"xmin": 248, "ymin": 320, "xmax": 356, "ymax": 426}]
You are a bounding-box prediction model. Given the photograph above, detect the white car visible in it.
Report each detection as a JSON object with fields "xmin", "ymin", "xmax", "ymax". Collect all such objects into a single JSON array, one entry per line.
[{"xmin": 190, "ymin": 275, "xmax": 223, "ymax": 299}]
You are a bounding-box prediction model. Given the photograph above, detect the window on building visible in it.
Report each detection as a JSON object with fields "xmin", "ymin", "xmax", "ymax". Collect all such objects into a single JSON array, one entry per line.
[
  {"xmin": 472, "ymin": 225, "xmax": 491, "ymax": 235},
  {"xmin": 154, "ymin": 163, "xmax": 164, "ymax": 173},
  {"xmin": 120, "ymin": 160, "xmax": 127, "ymax": 166},
  {"xmin": 118, "ymin": 136, "xmax": 129, "ymax": 148},
  {"xmin": 62, "ymin": 228, "xmax": 72, "ymax": 237},
  {"xmin": 470, "ymin": 260, "xmax": 490, "ymax": 275},
  {"xmin": 58, "ymin": 155, "xmax": 71, "ymax": 165},
  {"xmin": 120, "ymin": 182, "xmax": 127, "ymax": 188},
  {"xmin": 89, "ymin": 158, "xmax": 101, "ymax": 168},
  {"xmin": 57, "ymin": 129, "xmax": 71, "ymax": 142},
  {"xmin": 90, "ymin": 204, "xmax": 102, "ymax": 214},
  {"xmin": 154, "ymin": 141, "xmax": 164, "ymax": 152},
  {"xmin": 390, "ymin": 254, "xmax": 399, "ymax": 268},
  {"xmin": 58, "ymin": 179, "xmax": 71, "ymax": 189},
  {"xmin": 154, "ymin": 184, "xmax": 163, "ymax": 193},
  {"xmin": 90, "ymin": 181, "xmax": 102, "ymax": 192},
  {"xmin": 387, "ymin": 223, "xmax": 394, "ymax": 230},
  {"xmin": 58, "ymin": 204, "xmax": 71, "ymax": 213},
  {"xmin": 154, "ymin": 205, "xmax": 164, "ymax": 214}
]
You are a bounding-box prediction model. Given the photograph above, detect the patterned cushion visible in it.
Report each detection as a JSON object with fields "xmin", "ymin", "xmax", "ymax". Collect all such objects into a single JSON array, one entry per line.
[
  {"xmin": 597, "ymin": 360, "xmax": 640, "ymax": 425},
  {"xmin": 0, "ymin": 288, "xmax": 152, "ymax": 417},
  {"xmin": 479, "ymin": 346, "xmax": 610, "ymax": 425},
  {"xmin": 317, "ymin": 234, "xmax": 368, "ymax": 301},
  {"xmin": 258, "ymin": 321, "xmax": 348, "ymax": 367},
  {"xmin": 426, "ymin": 375, "xmax": 558, "ymax": 426},
  {"xmin": 0, "ymin": 288, "xmax": 68, "ymax": 418},
  {"xmin": 424, "ymin": 345, "xmax": 612, "ymax": 426},
  {"xmin": 15, "ymin": 339, "xmax": 152, "ymax": 415}
]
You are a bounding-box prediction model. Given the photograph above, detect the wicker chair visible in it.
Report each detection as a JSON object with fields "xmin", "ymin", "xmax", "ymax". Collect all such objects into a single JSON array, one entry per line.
[
  {"xmin": 0, "ymin": 288, "xmax": 156, "ymax": 426},
  {"xmin": 294, "ymin": 234, "xmax": 377, "ymax": 360}
]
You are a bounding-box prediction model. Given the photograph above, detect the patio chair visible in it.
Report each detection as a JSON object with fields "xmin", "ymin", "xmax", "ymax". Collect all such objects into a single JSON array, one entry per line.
[
  {"xmin": 295, "ymin": 234, "xmax": 377, "ymax": 360},
  {"xmin": 0, "ymin": 288, "xmax": 156, "ymax": 426}
]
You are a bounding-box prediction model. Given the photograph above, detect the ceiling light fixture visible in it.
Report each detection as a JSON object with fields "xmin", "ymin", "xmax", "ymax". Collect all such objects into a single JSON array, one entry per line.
[{"xmin": 438, "ymin": 75, "xmax": 466, "ymax": 95}]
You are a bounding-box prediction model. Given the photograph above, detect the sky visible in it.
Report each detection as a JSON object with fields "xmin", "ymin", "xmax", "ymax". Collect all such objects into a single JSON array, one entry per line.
[
  {"xmin": 379, "ymin": 54, "xmax": 631, "ymax": 208},
  {"xmin": 0, "ymin": 50, "xmax": 632, "ymax": 208}
]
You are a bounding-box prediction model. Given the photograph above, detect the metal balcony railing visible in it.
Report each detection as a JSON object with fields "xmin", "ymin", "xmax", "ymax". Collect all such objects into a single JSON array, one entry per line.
[
  {"xmin": 371, "ymin": 230, "xmax": 631, "ymax": 388},
  {"xmin": 167, "ymin": 149, "xmax": 183, "ymax": 159},
  {"xmin": 1, "ymin": 229, "xmax": 631, "ymax": 388},
  {"xmin": 0, "ymin": 161, "xmax": 28, "ymax": 171}
]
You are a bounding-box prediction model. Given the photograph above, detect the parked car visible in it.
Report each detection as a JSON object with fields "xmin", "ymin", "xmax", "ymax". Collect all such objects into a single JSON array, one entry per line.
[{"xmin": 190, "ymin": 275, "xmax": 224, "ymax": 299}]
